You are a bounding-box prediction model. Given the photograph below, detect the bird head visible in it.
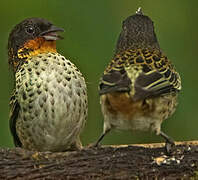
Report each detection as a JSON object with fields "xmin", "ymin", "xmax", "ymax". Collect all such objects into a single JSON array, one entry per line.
[
  {"xmin": 8, "ymin": 17, "xmax": 64, "ymax": 72},
  {"xmin": 116, "ymin": 7, "xmax": 160, "ymax": 54}
]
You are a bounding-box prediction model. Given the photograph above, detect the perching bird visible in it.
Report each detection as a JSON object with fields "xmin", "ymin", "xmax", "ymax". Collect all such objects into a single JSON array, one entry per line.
[
  {"xmin": 8, "ymin": 17, "xmax": 88, "ymax": 152},
  {"xmin": 95, "ymin": 8, "xmax": 181, "ymax": 153}
]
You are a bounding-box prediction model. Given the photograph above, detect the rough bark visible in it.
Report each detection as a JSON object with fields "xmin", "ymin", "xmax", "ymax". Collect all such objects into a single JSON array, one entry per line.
[{"xmin": 0, "ymin": 141, "xmax": 198, "ymax": 179}]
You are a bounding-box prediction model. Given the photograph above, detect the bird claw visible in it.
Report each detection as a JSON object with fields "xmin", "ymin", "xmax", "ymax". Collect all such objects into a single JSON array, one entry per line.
[{"xmin": 165, "ymin": 140, "xmax": 175, "ymax": 155}]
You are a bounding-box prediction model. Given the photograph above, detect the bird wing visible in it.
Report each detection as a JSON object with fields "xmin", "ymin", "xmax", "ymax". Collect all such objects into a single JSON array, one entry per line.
[
  {"xmin": 9, "ymin": 90, "xmax": 22, "ymax": 147},
  {"xmin": 99, "ymin": 68, "xmax": 131, "ymax": 94},
  {"xmin": 99, "ymin": 49, "xmax": 181, "ymax": 101}
]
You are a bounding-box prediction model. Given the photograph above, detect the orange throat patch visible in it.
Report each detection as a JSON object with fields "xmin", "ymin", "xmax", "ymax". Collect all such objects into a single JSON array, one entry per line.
[
  {"xmin": 18, "ymin": 37, "xmax": 57, "ymax": 58},
  {"xmin": 11, "ymin": 37, "xmax": 58, "ymax": 71}
]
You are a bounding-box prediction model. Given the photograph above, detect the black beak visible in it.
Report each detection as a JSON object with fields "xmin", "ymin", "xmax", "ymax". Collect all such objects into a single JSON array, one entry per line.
[{"xmin": 40, "ymin": 25, "xmax": 64, "ymax": 41}]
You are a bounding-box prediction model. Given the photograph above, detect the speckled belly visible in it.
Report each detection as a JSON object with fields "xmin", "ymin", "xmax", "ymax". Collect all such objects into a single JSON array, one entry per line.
[{"xmin": 15, "ymin": 53, "xmax": 88, "ymax": 151}]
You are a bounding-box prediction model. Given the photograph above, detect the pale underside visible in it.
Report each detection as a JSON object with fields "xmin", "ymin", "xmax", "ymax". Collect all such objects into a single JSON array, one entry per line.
[
  {"xmin": 100, "ymin": 92, "xmax": 177, "ymax": 135},
  {"xmin": 14, "ymin": 52, "xmax": 88, "ymax": 151}
]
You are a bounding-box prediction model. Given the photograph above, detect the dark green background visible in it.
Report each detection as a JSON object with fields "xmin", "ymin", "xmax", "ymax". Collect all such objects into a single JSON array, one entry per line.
[{"xmin": 0, "ymin": 0, "xmax": 197, "ymax": 148}]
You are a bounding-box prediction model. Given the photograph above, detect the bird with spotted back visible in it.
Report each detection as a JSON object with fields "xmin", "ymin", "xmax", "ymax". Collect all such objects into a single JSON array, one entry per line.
[
  {"xmin": 94, "ymin": 8, "xmax": 181, "ymax": 153},
  {"xmin": 8, "ymin": 17, "xmax": 88, "ymax": 152}
]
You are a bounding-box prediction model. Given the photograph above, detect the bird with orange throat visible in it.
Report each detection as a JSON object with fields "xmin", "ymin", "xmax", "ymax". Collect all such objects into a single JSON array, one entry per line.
[{"xmin": 8, "ymin": 18, "xmax": 88, "ymax": 152}]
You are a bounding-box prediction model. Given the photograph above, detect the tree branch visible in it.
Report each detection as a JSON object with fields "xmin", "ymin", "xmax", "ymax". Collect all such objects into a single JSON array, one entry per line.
[{"xmin": 0, "ymin": 141, "xmax": 198, "ymax": 179}]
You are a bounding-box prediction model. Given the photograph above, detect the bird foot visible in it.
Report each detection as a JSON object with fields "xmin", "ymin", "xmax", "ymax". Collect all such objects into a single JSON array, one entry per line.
[
  {"xmin": 87, "ymin": 141, "xmax": 101, "ymax": 148},
  {"xmin": 165, "ymin": 140, "xmax": 175, "ymax": 155}
]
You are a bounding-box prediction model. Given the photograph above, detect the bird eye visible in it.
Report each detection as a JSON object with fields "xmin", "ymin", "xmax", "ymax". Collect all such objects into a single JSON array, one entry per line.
[{"xmin": 26, "ymin": 26, "xmax": 35, "ymax": 34}]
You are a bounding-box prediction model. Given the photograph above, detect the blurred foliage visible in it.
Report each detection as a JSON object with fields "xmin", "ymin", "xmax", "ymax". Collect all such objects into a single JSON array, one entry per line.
[{"xmin": 0, "ymin": 0, "xmax": 197, "ymax": 148}]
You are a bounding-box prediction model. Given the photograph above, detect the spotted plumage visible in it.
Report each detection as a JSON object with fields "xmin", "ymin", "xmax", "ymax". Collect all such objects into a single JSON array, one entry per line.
[
  {"xmin": 8, "ymin": 18, "xmax": 88, "ymax": 152},
  {"xmin": 100, "ymin": 48, "xmax": 181, "ymax": 100},
  {"xmin": 95, "ymin": 8, "xmax": 181, "ymax": 153}
]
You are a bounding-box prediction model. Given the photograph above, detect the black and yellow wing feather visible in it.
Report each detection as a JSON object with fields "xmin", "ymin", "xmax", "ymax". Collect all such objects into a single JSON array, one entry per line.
[{"xmin": 99, "ymin": 48, "xmax": 181, "ymax": 101}]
